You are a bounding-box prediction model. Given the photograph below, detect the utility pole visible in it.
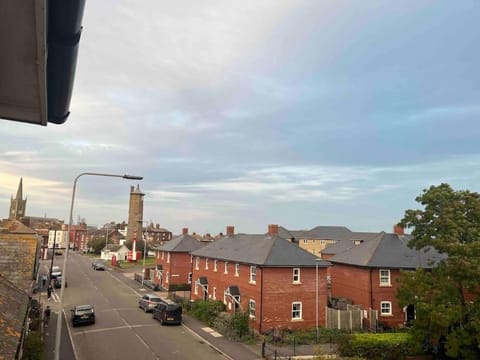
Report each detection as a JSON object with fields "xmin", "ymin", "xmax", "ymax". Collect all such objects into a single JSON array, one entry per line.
[{"xmin": 48, "ymin": 228, "xmax": 57, "ymax": 286}]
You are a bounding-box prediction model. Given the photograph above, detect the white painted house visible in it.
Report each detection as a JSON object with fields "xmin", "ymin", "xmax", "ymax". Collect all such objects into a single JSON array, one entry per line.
[{"xmin": 101, "ymin": 244, "xmax": 129, "ymax": 261}]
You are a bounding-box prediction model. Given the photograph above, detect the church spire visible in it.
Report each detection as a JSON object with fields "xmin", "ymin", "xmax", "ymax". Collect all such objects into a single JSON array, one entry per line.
[{"xmin": 9, "ymin": 178, "xmax": 27, "ymax": 220}]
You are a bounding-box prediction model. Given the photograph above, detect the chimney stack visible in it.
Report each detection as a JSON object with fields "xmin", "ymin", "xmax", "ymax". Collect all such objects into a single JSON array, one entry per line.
[
  {"xmin": 182, "ymin": 227, "xmax": 188, "ymax": 235},
  {"xmin": 393, "ymin": 225, "xmax": 404, "ymax": 235},
  {"xmin": 226, "ymin": 226, "xmax": 234, "ymax": 236},
  {"xmin": 268, "ymin": 224, "xmax": 279, "ymax": 236}
]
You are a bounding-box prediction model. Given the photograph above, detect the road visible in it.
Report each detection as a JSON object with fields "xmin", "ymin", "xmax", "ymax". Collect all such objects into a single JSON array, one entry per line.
[{"xmin": 51, "ymin": 252, "xmax": 227, "ymax": 360}]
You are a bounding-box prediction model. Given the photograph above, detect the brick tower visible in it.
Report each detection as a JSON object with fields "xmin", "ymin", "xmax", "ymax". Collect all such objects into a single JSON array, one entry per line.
[
  {"xmin": 9, "ymin": 178, "xmax": 27, "ymax": 220},
  {"xmin": 126, "ymin": 184, "xmax": 144, "ymax": 243}
]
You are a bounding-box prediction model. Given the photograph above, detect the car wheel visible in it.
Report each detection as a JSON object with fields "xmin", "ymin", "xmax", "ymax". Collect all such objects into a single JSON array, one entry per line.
[
  {"xmin": 159, "ymin": 317, "xmax": 164, "ymax": 325},
  {"xmin": 143, "ymin": 306, "xmax": 147, "ymax": 313},
  {"xmin": 152, "ymin": 313, "xmax": 156, "ymax": 319}
]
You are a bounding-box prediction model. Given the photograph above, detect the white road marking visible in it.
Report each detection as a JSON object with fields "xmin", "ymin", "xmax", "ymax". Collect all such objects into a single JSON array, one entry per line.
[{"xmin": 71, "ymin": 323, "xmax": 158, "ymax": 336}]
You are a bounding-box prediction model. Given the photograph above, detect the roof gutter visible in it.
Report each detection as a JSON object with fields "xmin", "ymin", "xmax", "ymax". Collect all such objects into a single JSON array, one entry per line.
[{"xmin": 46, "ymin": 0, "xmax": 86, "ymax": 124}]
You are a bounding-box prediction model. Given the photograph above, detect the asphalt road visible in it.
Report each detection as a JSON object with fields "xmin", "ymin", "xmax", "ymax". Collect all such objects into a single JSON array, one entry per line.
[{"xmin": 59, "ymin": 252, "xmax": 228, "ymax": 360}]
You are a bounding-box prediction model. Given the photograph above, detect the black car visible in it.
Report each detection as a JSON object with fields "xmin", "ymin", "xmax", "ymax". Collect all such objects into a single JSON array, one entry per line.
[
  {"xmin": 53, "ymin": 276, "xmax": 67, "ymax": 289},
  {"xmin": 152, "ymin": 299, "xmax": 182, "ymax": 325},
  {"xmin": 71, "ymin": 304, "xmax": 95, "ymax": 327}
]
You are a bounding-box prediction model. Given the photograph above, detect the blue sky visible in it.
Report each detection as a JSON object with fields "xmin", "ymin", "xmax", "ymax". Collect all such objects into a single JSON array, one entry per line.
[{"xmin": 1, "ymin": 0, "xmax": 479, "ymax": 235}]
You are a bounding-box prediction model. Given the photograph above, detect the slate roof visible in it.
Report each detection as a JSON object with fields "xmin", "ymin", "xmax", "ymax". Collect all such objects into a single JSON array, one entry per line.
[
  {"xmin": 191, "ymin": 233, "xmax": 331, "ymax": 267},
  {"xmin": 305, "ymin": 225, "xmax": 353, "ymax": 240},
  {"xmin": 103, "ymin": 244, "xmax": 128, "ymax": 252},
  {"xmin": 159, "ymin": 234, "xmax": 207, "ymax": 253},
  {"xmin": 329, "ymin": 232, "xmax": 445, "ymax": 269},
  {"xmin": 0, "ymin": 275, "xmax": 30, "ymax": 359},
  {"xmin": 322, "ymin": 231, "xmax": 381, "ymax": 255}
]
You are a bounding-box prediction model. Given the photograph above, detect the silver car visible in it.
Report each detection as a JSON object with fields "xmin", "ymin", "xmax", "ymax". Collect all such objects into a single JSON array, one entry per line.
[{"xmin": 138, "ymin": 294, "xmax": 162, "ymax": 312}]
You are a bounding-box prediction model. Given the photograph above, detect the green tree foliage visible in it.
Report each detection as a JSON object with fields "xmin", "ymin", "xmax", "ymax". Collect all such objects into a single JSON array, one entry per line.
[
  {"xmin": 398, "ymin": 183, "xmax": 480, "ymax": 359},
  {"xmin": 87, "ymin": 236, "xmax": 110, "ymax": 254}
]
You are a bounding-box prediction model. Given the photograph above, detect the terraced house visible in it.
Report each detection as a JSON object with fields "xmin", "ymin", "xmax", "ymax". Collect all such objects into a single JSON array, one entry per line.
[
  {"xmin": 325, "ymin": 227, "xmax": 445, "ymax": 329},
  {"xmin": 190, "ymin": 224, "xmax": 331, "ymax": 333},
  {"xmin": 153, "ymin": 227, "xmax": 207, "ymax": 290}
]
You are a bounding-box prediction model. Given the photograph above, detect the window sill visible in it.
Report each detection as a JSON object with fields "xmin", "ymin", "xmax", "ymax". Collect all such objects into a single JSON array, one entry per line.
[
  {"xmin": 249, "ymin": 281, "xmax": 256, "ymax": 285},
  {"xmin": 291, "ymin": 318, "xmax": 303, "ymax": 322}
]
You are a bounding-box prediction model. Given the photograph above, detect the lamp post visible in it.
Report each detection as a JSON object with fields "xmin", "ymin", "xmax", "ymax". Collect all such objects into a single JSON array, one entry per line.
[
  {"xmin": 54, "ymin": 172, "xmax": 143, "ymax": 360},
  {"xmin": 141, "ymin": 221, "xmax": 148, "ymax": 286},
  {"xmin": 315, "ymin": 259, "xmax": 318, "ymax": 342},
  {"xmin": 105, "ymin": 223, "xmax": 109, "ymax": 257}
]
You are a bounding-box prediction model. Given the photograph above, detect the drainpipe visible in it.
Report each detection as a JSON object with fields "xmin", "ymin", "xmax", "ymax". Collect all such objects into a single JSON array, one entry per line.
[
  {"xmin": 370, "ymin": 268, "xmax": 374, "ymax": 309},
  {"xmin": 259, "ymin": 266, "xmax": 264, "ymax": 333}
]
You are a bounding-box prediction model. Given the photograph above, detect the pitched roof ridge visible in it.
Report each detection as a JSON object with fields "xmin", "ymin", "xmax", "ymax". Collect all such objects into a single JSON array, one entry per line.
[{"xmin": 362, "ymin": 231, "xmax": 386, "ymax": 265}]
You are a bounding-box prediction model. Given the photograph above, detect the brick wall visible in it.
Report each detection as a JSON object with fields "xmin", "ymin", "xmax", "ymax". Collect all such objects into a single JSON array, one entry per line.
[
  {"xmin": 154, "ymin": 251, "xmax": 193, "ymax": 289},
  {"xmin": 0, "ymin": 234, "xmax": 39, "ymax": 292},
  {"xmin": 330, "ymin": 263, "xmax": 406, "ymax": 328}
]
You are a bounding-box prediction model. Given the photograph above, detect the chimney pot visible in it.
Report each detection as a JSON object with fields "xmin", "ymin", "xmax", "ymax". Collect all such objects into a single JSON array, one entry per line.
[
  {"xmin": 226, "ymin": 226, "xmax": 235, "ymax": 236},
  {"xmin": 268, "ymin": 224, "xmax": 279, "ymax": 236},
  {"xmin": 394, "ymin": 225, "xmax": 404, "ymax": 235}
]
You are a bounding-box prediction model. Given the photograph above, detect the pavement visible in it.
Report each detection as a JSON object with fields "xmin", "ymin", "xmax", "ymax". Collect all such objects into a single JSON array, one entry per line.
[{"xmin": 37, "ymin": 258, "xmax": 320, "ymax": 360}]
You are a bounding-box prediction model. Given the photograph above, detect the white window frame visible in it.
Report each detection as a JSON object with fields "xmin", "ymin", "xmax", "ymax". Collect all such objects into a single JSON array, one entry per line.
[
  {"xmin": 250, "ymin": 266, "xmax": 256, "ymax": 283},
  {"xmin": 166, "ymin": 271, "xmax": 169, "ymax": 283},
  {"xmin": 167, "ymin": 252, "xmax": 170, "ymax": 263},
  {"xmin": 379, "ymin": 269, "xmax": 391, "ymax": 286},
  {"xmin": 224, "ymin": 261, "xmax": 228, "ymax": 274},
  {"xmin": 187, "ymin": 272, "xmax": 192, "ymax": 284},
  {"xmin": 249, "ymin": 299, "xmax": 256, "ymax": 319},
  {"xmin": 303, "ymin": 239, "xmax": 308, "ymax": 244},
  {"xmin": 381, "ymin": 301, "xmax": 392, "ymax": 315},
  {"xmin": 195, "ymin": 256, "xmax": 200, "ymax": 270},
  {"xmin": 235, "ymin": 263, "xmax": 240, "ymax": 277},
  {"xmin": 293, "ymin": 268, "xmax": 300, "ymax": 283},
  {"xmin": 161, "ymin": 251, "xmax": 164, "ymax": 259},
  {"xmin": 205, "ymin": 258, "xmax": 209, "ymax": 270},
  {"xmin": 214, "ymin": 259, "xmax": 218, "ymax": 272},
  {"xmin": 190, "ymin": 254, "xmax": 193, "ymax": 263},
  {"xmin": 292, "ymin": 302, "xmax": 302, "ymax": 320},
  {"xmin": 213, "ymin": 287, "xmax": 217, "ymax": 300}
]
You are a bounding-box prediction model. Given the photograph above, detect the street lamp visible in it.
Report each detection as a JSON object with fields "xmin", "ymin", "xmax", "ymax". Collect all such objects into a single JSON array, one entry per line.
[
  {"xmin": 315, "ymin": 258, "xmax": 321, "ymax": 343},
  {"xmin": 54, "ymin": 172, "xmax": 143, "ymax": 360},
  {"xmin": 141, "ymin": 221, "xmax": 148, "ymax": 286}
]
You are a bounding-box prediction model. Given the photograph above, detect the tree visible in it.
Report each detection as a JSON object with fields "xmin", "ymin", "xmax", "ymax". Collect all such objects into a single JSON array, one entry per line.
[
  {"xmin": 124, "ymin": 239, "xmax": 148, "ymax": 258},
  {"xmin": 397, "ymin": 183, "xmax": 480, "ymax": 359}
]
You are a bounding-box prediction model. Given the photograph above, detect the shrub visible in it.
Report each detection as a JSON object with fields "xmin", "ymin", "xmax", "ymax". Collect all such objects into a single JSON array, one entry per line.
[
  {"xmin": 187, "ymin": 300, "xmax": 226, "ymax": 326},
  {"xmin": 22, "ymin": 331, "xmax": 44, "ymax": 360},
  {"xmin": 338, "ymin": 333, "xmax": 412, "ymax": 360}
]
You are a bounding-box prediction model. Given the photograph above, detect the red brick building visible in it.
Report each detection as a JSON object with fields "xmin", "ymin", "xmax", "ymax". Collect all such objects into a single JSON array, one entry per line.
[
  {"xmin": 153, "ymin": 228, "xmax": 206, "ymax": 290},
  {"xmin": 325, "ymin": 229, "xmax": 445, "ymax": 329},
  {"xmin": 190, "ymin": 224, "xmax": 331, "ymax": 333}
]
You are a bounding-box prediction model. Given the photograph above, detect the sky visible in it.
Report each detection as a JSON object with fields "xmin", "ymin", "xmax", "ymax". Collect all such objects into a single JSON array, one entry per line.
[{"xmin": 1, "ymin": 0, "xmax": 480, "ymax": 236}]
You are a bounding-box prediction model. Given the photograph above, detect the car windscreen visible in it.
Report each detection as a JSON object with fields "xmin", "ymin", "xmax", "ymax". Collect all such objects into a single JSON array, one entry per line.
[{"xmin": 76, "ymin": 307, "xmax": 93, "ymax": 314}]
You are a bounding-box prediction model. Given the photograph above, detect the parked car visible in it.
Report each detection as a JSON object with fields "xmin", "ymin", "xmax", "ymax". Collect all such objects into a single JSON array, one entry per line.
[
  {"xmin": 51, "ymin": 265, "xmax": 62, "ymax": 279},
  {"xmin": 71, "ymin": 304, "xmax": 95, "ymax": 327},
  {"xmin": 53, "ymin": 276, "xmax": 67, "ymax": 289},
  {"xmin": 92, "ymin": 260, "xmax": 105, "ymax": 271},
  {"xmin": 152, "ymin": 299, "xmax": 182, "ymax": 325},
  {"xmin": 138, "ymin": 293, "xmax": 162, "ymax": 312}
]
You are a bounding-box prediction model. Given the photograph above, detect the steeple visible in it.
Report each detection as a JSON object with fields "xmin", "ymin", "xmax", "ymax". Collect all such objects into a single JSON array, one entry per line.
[{"xmin": 9, "ymin": 178, "xmax": 27, "ymax": 220}]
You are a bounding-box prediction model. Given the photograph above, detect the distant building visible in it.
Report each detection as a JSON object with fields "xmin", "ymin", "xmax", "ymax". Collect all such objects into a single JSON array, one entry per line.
[{"xmin": 9, "ymin": 178, "xmax": 27, "ymax": 221}]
